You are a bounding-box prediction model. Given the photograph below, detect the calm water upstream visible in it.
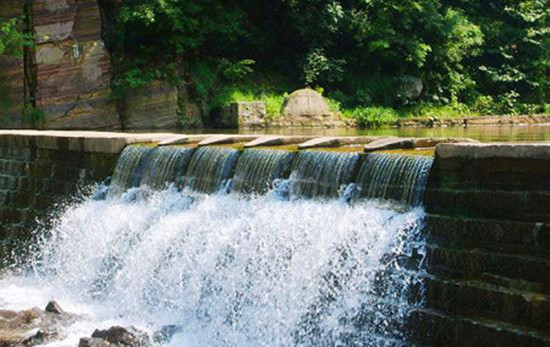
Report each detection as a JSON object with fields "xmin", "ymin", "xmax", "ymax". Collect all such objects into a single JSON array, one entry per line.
[{"xmin": 162, "ymin": 124, "xmax": 550, "ymax": 143}]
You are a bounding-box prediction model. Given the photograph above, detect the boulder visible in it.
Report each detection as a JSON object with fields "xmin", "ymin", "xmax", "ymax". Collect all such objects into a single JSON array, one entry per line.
[
  {"xmin": 91, "ymin": 326, "xmax": 152, "ymax": 346},
  {"xmin": 45, "ymin": 300, "xmax": 64, "ymax": 314},
  {"xmin": 282, "ymin": 89, "xmax": 331, "ymax": 120},
  {"xmin": 396, "ymin": 75, "xmax": 423, "ymax": 100},
  {"xmin": 0, "ymin": 303, "xmax": 78, "ymax": 346}
]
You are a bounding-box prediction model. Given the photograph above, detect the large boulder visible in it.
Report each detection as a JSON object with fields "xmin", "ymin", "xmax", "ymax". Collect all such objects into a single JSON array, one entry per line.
[
  {"xmin": 395, "ymin": 75, "xmax": 423, "ymax": 101},
  {"xmin": 282, "ymin": 89, "xmax": 331, "ymax": 120},
  {"xmin": 276, "ymin": 89, "xmax": 346, "ymax": 128}
]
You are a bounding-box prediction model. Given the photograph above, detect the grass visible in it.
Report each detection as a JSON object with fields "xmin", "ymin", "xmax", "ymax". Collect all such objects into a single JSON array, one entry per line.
[{"xmin": 217, "ymin": 85, "xmax": 550, "ymax": 128}]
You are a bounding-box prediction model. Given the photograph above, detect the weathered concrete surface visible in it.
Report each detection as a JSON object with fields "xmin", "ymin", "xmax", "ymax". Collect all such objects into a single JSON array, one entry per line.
[
  {"xmin": 0, "ymin": 130, "xmax": 178, "ymax": 153},
  {"xmin": 198, "ymin": 135, "xmax": 260, "ymax": 147},
  {"xmin": 220, "ymin": 102, "xmax": 267, "ymax": 128},
  {"xmin": 244, "ymin": 135, "xmax": 315, "ymax": 148},
  {"xmin": 122, "ymin": 81, "xmax": 179, "ymax": 130},
  {"xmin": 157, "ymin": 135, "xmax": 211, "ymax": 146},
  {"xmin": 364, "ymin": 137, "xmax": 478, "ymax": 152},
  {"xmin": 437, "ymin": 142, "xmax": 550, "ymax": 159},
  {"xmin": 413, "ymin": 141, "xmax": 550, "ymax": 346},
  {"xmin": 298, "ymin": 136, "xmax": 379, "ymax": 149},
  {"xmin": 396, "ymin": 114, "xmax": 550, "ymax": 128}
]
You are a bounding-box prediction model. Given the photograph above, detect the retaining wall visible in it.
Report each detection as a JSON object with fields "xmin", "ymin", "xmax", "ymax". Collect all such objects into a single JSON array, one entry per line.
[
  {"xmin": 0, "ymin": 130, "xmax": 179, "ymax": 264},
  {"xmin": 0, "ymin": 131, "xmax": 549, "ymax": 344},
  {"xmin": 411, "ymin": 143, "xmax": 550, "ymax": 346}
]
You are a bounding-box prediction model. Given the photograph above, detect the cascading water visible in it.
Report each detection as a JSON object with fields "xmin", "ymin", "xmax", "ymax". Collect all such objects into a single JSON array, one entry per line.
[
  {"xmin": 110, "ymin": 145, "xmax": 153, "ymax": 191},
  {"xmin": 288, "ymin": 151, "xmax": 359, "ymax": 199},
  {"xmin": 0, "ymin": 146, "xmax": 432, "ymax": 346},
  {"xmin": 139, "ymin": 146, "xmax": 195, "ymax": 190},
  {"xmin": 232, "ymin": 149, "xmax": 295, "ymax": 194},
  {"xmin": 354, "ymin": 153, "xmax": 434, "ymax": 206},
  {"xmin": 182, "ymin": 147, "xmax": 240, "ymax": 193}
]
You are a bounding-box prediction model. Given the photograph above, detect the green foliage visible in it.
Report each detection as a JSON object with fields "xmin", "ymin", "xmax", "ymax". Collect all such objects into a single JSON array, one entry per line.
[
  {"xmin": 220, "ymin": 59, "xmax": 255, "ymax": 81},
  {"xmin": 345, "ymin": 107, "xmax": 401, "ymax": 127},
  {"xmin": 107, "ymin": 0, "xmax": 550, "ymax": 126},
  {"xmin": 210, "ymin": 86, "xmax": 286, "ymax": 119},
  {"xmin": 22, "ymin": 105, "xmax": 44, "ymax": 127},
  {"xmin": 0, "ymin": 17, "xmax": 33, "ymax": 57}
]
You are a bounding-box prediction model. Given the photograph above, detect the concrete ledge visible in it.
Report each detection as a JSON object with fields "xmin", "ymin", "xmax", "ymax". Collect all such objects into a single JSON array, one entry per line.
[
  {"xmin": 197, "ymin": 135, "xmax": 261, "ymax": 147},
  {"xmin": 0, "ymin": 130, "xmax": 178, "ymax": 153},
  {"xmin": 437, "ymin": 142, "xmax": 550, "ymax": 160}
]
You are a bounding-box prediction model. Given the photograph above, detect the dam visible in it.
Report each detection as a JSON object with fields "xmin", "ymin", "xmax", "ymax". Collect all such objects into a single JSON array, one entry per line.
[{"xmin": 0, "ymin": 130, "xmax": 549, "ymax": 346}]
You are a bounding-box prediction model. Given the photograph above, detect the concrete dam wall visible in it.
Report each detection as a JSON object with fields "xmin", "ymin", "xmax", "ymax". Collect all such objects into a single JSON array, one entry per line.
[{"xmin": 0, "ymin": 130, "xmax": 549, "ymax": 345}]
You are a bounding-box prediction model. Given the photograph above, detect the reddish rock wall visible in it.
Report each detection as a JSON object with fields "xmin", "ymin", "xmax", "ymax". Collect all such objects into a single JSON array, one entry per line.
[{"xmin": 32, "ymin": 0, "xmax": 118, "ymax": 129}]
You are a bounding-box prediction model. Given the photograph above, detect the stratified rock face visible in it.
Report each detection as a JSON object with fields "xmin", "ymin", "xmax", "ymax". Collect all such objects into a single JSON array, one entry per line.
[
  {"xmin": 122, "ymin": 80, "xmax": 179, "ymax": 130},
  {"xmin": 0, "ymin": 0, "xmax": 26, "ymax": 128},
  {"xmin": 33, "ymin": 0, "xmax": 118, "ymax": 129}
]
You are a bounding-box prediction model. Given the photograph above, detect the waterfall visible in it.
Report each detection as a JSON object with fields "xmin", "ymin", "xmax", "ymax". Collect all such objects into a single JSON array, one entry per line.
[
  {"xmin": 232, "ymin": 149, "xmax": 295, "ymax": 194},
  {"xmin": 288, "ymin": 151, "xmax": 359, "ymax": 199},
  {"xmin": 182, "ymin": 147, "xmax": 240, "ymax": 193},
  {"xmin": 110, "ymin": 145, "xmax": 152, "ymax": 190},
  {"xmin": 354, "ymin": 153, "xmax": 433, "ymax": 206},
  {"xmin": 139, "ymin": 146, "xmax": 195, "ymax": 190},
  {"xmin": 0, "ymin": 145, "xmax": 433, "ymax": 346}
]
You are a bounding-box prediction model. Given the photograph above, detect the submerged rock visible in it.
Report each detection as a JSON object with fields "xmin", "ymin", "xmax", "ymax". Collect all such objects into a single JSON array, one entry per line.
[{"xmin": 90, "ymin": 326, "xmax": 152, "ymax": 346}]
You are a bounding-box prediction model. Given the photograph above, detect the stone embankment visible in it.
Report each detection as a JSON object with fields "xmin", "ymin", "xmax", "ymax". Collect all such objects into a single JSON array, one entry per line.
[
  {"xmin": 410, "ymin": 142, "xmax": 550, "ymax": 346},
  {"xmin": 0, "ymin": 130, "xmax": 549, "ymax": 345}
]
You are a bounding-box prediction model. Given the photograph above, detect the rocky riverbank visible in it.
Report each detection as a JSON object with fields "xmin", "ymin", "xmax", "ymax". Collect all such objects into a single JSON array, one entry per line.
[{"xmin": 0, "ymin": 300, "xmax": 183, "ymax": 346}]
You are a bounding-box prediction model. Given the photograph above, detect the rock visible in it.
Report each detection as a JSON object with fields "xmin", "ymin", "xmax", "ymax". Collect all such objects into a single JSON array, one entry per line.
[
  {"xmin": 91, "ymin": 326, "xmax": 152, "ymax": 346},
  {"xmin": 45, "ymin": 300, "xmax": 64, "ymax": 314},
  {"xmin": 282, "ymin": 89, "xmax": 331, "ymax": 120},
  {"xmin": 152, "ymin": 325, "xmax": 183, "ymax": 344},
  {"xmin": 23, "ymin": 328, "xmax": 63, "ymax": 346},
  {"xmin": 32, "ymin": 0, "xmax": 119, "ymax": 130},
  {"xmin": 221, "ymin": 102, "xmax": 267, "ymax": 128},
  {"xmin": 79, "ymin": 337, "xmax": 111, "ymax": 347},
  {"xmin": 0, "ymin": 305, "xmax": 78, "ymax": 346},
  {"xmin": 122, "ymin": 80, "xmax": 179, "ymax": 130},
  {"xmin": 396, "ymin": 75, "xmax": 423, "ymax": 100}
]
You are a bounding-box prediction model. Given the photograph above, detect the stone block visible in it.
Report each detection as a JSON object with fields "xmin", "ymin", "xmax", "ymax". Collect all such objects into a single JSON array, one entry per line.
[
  {"xmin": 122, "ymin": 81, "xmax": 178, "ymax": 130},
  {"xmin": 220, "ymin": 101, "xmax": 267, "ymax": 128}
]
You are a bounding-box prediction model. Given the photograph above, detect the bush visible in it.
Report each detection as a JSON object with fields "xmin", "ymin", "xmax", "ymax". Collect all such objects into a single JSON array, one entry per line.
[{"xmin": 346, "ymin": 107, "xmax": 400, "ymax": 127}]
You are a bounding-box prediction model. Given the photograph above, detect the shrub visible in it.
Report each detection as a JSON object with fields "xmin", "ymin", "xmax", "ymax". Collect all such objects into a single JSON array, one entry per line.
[{"xmin": 347, "ymin": 107, "xmax": 400, "ymax": 127}]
